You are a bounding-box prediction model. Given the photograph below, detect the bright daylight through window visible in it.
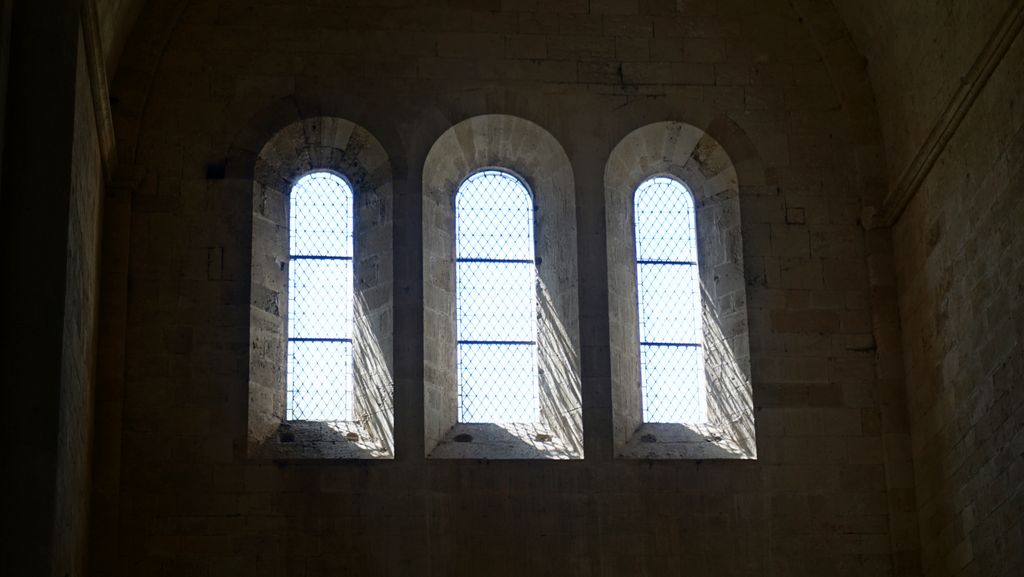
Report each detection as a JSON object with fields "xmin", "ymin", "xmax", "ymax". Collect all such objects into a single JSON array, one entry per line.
[
  {"xmin": 455, "ymin": 170, "xmax": 538, "ymax": 423},
  {"xmin": 286, "ymin": 172, "xmax": 355, "ymax": 421},
  {"xmin": 635, "ymin": 176, "xmax": 706, "ymax": 424}
]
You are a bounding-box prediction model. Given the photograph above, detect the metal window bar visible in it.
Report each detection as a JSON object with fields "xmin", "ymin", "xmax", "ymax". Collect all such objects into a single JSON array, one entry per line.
[
  {"xmin": 634, "ymin": 177, "xmax": 707, "ymax": 424},
  {"xmin": 455, "ymin": 170, "xmax": 540, "ymax": 423},
  {"xmin": 290, "ymin": 255, "xmax": 353, "ymax": 261},
  {"xmin": 637, "ymin": 259, "xmax": 697, "ymax": 266},
  {"xmin": 641, "ymin": 342, "xmax": 702, "ymax": 348},
  {"xmin": 457, "ymin": 257, "xmax": 533, "ymax": 264},
  {"xmin": 286, "ymin": 172, "xmax": 355, "ymax": 422}
]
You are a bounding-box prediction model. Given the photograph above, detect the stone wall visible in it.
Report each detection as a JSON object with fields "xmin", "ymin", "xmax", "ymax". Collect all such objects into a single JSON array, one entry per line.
[
  {"xmin": 53, "ymin": 30, "xmax": 106, "ymax": 577},
  {"xmin": 833, "ymin": 0, "xmax": 1016, "ymax": 184},
  {"xmin": 890, "ymin": 23, "xmax": 1024, "ymax": 577},
  {"xmin": 91, "ymin": 0, "xmax": 916, "ymax": 575},
  {"xmin": 2, "ymin": 3, "xmax": 107, "ymax": 576},
  {"xmin": 831, "ymin": 2, "xmax": 1024, "ymax": 576}
]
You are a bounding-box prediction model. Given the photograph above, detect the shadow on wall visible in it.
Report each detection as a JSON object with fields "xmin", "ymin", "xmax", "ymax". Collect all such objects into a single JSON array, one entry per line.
[
  {"xmin": 702, "ymin": 283, "xmax": 755, "ymax": 457},
  {"xmin": 354, "ymin": 292, "xmax": 394, "ymax": 455},
  {"xmin": 537, "ymin": 279, "xmax": 584, "ymax": 456}
]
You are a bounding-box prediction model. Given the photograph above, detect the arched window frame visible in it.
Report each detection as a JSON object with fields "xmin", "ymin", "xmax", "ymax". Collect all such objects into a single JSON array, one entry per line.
[
  {"xmin": 632, "ymin": 175, "xmax": 707, "ymax": 425},
  {"xmin": 285, "ymin": 170, "xmax": 356, "ymax": 422},
  {"xmin": 454, "ymin": 169, "xmax": 540, "ymax": 424},
  {"xmin": 423, "ymin": 115, "xmax": 583, "ymax": 460},
  {"xmin": 606, "ymin": 122, "xmax": 756, "ymax": 460},
  {"xmin": 248, "ymin": 117, "xmax": 394, "ymax": 460}
]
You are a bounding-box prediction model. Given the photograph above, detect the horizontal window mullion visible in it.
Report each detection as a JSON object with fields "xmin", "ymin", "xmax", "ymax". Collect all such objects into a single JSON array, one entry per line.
[
  {"xmin": 641, "ymin": 341, "xmax": 702, "ymax": 348},
  {"xmin": 458, "ymin": 339, "xmax": 536, "ymax": 346},
  {"xmin": 637, "ymin": 259, "xmax": 697, "ymax": 266},
  {"xmin": 456, "ymin": 257, "xmax": 533, "ymax": 264},
  {"xmin": 289, "ymin": 255, "xmax": 352, "ymax": 261}
]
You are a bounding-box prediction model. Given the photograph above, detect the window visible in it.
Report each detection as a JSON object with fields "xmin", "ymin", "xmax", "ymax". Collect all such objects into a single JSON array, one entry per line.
[
  {"xmin": 634, "ymin": 177, "xmax": 706, "ymax": 424},
  {"xmin": 248, "ymin": 117, "xmax": 394, "ymax": 460},
  {"xmin": 287, "ymin": 172, "xmax": 354, "ymax": 422},
  {"xmin": 456, "ymin": 170, "xmax": 538, "ymax": 423},
  {"xmin": 423, "ymin": 114, "xmax": 583, "ymax": 459},
  {"xmin": 605, "ymin": 121, "xmax": 755, "ymax": 459}
]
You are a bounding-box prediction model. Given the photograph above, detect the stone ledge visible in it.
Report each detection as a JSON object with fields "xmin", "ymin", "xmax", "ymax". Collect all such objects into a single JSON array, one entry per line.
[
  {"xmin": 617, "ymin": 422, "xmax": 754, "ymax": 460},
  {"xmin": 249, "ymin": 420, "xmax": 392, "ymax": 460},
  {"xmin": 428, "ymin": 422, "xmax": 582, "ymax": 460}
]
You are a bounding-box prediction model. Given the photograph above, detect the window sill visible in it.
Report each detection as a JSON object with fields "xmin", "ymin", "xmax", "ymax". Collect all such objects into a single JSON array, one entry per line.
[
  {"xmin": 617, "ymin": 422, "xmax": 755, "ymax": 460},
  {"xmin": 428, "ymin": 422, "xmax": 583, "ymax": 460},
  {"xmin": 248, "ymin": 420, "xmax": 393, "ymax": 460}
]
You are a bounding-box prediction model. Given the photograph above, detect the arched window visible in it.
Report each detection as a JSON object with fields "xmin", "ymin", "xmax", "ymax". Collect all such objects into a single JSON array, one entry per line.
[
  {"xmin": 423, "ymin": 114, "xmax": 582, "ymax": 459},
  {"xmin": 634, "ymin": 177, "xmax": 705, "ymax": 424},
  {"xmin": 248, "ymin": 117, "xmax": 394, "ymax": 460},
  {"xmin": 605, "ymin": 121, "xmax": 754, "ymax": 460},
  {"xmin": 455, "ymin": 170, "xmax": 538, "ymax": 423},
  {"xmin": 286, "ymin": 172, "xmax": 354, "ymax": 421}
]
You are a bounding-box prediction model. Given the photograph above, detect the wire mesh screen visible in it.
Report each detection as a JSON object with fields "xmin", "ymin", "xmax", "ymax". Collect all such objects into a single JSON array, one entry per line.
[
  {"xmin": 634, "ymin": 177, "xmax": 707, "ymax": 423},
  {"xmin": 287, "ymin": 172, "xmax": 354, "ymax": 421},
  {"xmin": 456, "ymin": 170, "xmax": 539, "ymax": 423}
]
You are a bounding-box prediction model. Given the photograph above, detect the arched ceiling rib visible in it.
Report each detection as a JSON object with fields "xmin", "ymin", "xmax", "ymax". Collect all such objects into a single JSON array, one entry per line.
[{"xmin": 96, "ymin": 0, "xmax": 147, "ymax": 74}]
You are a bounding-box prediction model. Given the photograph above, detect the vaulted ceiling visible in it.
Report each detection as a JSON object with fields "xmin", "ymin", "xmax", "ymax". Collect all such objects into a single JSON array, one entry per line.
[{"xmin": 833, "ymin": 0, "xmax": 1017, "ymax": 186}]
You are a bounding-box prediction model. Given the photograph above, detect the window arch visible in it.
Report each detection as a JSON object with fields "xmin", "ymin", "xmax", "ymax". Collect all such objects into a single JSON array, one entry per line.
[
  {"xmin": 455, "ymin": 170, "xmax": 538, "ymax": 423},
  {"xmin": 423, "ymin": 115, "xmax": 582, "ymax": 460},
  {"xmin": 634, "ymin": 176, "xmax": 706, "ymax": 424},
  {"xmin": 287, "ymin": 172, "xmax": 355, "ymax": 422},
  {"xmin": 248, "ymin": 117, "xmax": 394, "ymax": 460},
  {"xmin": 606, "ymin": 121, "xmax": 755, "ymax": 460}
]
